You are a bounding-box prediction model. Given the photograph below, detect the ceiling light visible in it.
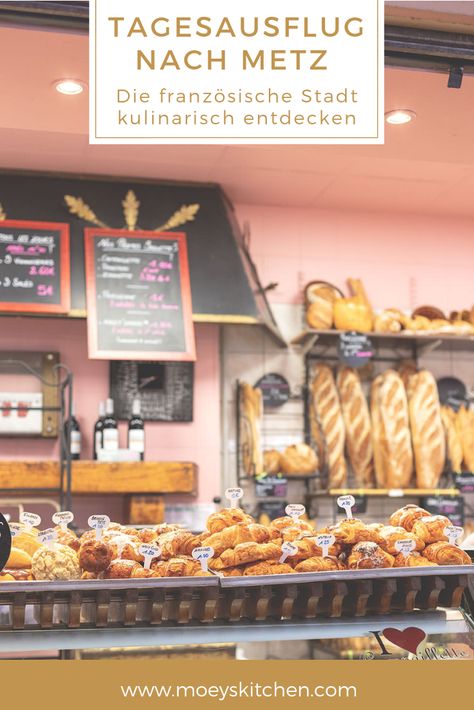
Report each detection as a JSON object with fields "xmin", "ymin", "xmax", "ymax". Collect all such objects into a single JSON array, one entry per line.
[
  {"xmin": 54, "ymin": 79, "xmax": 86, "ymax": 95},
  {"xmin": 385, "ymin": 109, "xmax": 416, "ymax": 125}
]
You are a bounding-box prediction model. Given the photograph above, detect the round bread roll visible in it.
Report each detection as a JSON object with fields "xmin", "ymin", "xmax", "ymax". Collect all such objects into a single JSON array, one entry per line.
[
  {"xmin": 11, "ymin": 531, "xmax": 43, "ymax": 557},
  {"xmin": 280, "ymin": 443, "xmax": 318, "ymax": 475},
  {"xmin": 263, "ymin": 449, "xmax": 282, "ymax": 474},
  {"xmin": 6, "ymin": 547, "xmax": 33, "ymax": 569}
]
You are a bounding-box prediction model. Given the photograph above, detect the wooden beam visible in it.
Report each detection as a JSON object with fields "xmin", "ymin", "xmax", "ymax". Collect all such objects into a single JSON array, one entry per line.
[{"xmin": 0, "ymin": 460, "xmax": 197, "ymax": 495}]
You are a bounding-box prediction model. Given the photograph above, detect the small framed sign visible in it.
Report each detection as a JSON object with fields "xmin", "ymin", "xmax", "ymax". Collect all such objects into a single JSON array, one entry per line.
[
  {"xmin": 255, "ymin": 373, "xmax": 291, "ymax": 409},
  {"xmin": 338, "ymin": 331, "xmax": 373, "ymax": 368}
]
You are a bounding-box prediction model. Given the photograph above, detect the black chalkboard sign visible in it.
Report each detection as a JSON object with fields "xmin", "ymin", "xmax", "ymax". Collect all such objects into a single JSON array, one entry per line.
[
  {"xmin": 255, "ymin": 474, "xmax": 288, "ymax": 498},
  {"xmin": 85, "ymin": 229, "xmax": 195, "ymax": 361},
  {"xmin": 0, "ymin": 513, "xmax": 12, "ymax": 573},
  {"xmin": 338, "ymin": 331, "xmax": 373, "ymax": 368},
  {"xmin": 110, "ymin": 360, "xmax": 194, "ymax": 422},
  {"xmin": 255, "ymin": 373, "xmax": 291, "ymax": 409},
  {"xmin": 420, "ymin": 496, "xmax": 465, "ymax": 527},
  {"xmin": 0, "ymin": 220, "xmax": 70, "ymax": 313},
  {"xmin": 455, "ymin": 473, "xmax": 474, "ymax": 494}
]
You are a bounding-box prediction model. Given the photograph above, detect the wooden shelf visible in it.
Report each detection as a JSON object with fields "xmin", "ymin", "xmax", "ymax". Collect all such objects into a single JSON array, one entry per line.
[
  {"xmin": 0, "ymin": 460, "xmax": 197, "ymax": 495},
  {"xmin": 310, "ymin": 488, "xmax": 460, "ymax": 498}
]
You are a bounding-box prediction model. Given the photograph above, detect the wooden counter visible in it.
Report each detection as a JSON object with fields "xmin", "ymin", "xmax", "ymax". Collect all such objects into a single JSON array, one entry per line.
[{"xmin": 0, "ymin": 460, "xmax": 197, "ymax": 495}]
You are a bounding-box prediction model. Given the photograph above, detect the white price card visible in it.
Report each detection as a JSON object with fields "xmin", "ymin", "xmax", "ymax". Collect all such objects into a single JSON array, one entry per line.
[
  {"xmin": 337, "ymin": 495, "xmax": 355, "ymax": 519},
  {"xmin": 394, "ymin": 539, "xmax": 416, "ymax": 557},
  {"xmin": 138, "ymin": 543, "xmax": 161, "ymax": 570},
  {"xmin": 444, "ymin": 525, "xmax": 464, "ymax": 546},
  {"xmin": 38, "ymin": 528, "xmax": 57, "ymax": 550},
  {"xmin": 316, "ymin": 534, "xmax": 335, "ymax": 558},
  {"xmin": 52, "ymin": 511, "xmax": 74, "ymax": 530},
  {"xmin": 88, "ymin": 514, "xmax": 111, "ymax": 540},
  {"xmin": 225, "ymin": 487, "xmax": 243, "ymax": 509},
  {"xmin": 285, "ymin": 504, "xmax": 306, "ymax": 521},
  {"xmin": 279, "ymin": 541, "xmax": 298, "ymax": 564},
  {"xmin": 20, "ymin": 512, "xmax": 41, "ymax": 530},
  {"xmin": 192, "ymin": 546, "xmax": 214, "ymax": 572},
  {"xmin": 8, "ymin": 523, "xmax": 21, "ymax": 539}
]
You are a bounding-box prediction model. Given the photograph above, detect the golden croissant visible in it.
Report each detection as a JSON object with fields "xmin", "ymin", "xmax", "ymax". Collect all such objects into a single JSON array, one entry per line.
[
  {"xmin": 411, "ymin": 515, "xmax": 452, "ymax": 545},
  {"xmin": 320, "ymin": 519, "xmax": 374, "ymax": 545},
  {"xmin": 422, "ymin": 542, "xmax": 472, "ymax": 566},
  {"xmin": 243, "ymin": 560, "xmax": 295, "ymax": 575},
  {"xmin": 294, "ymin": 556, "xmax": 346, "ymax": 573},
  {"xmin": 207, "ymin": 508, "xmax": 254, "ymax": 534},
  {"xmin": 377, "ymin": 525, "xmax": 425, "ymax": 555},
  {"xmin": 158, "ymin": 530, "xmax": 206, "ymax": 559},
  {"xmin": 286, "ymin": 537, "xmax": 341, "ymax": 562},
  {"xmin": 269, "ymin": 516, "xmax": 315, "ymax": 536},
  {"xmin": 394, "ymin": 551, "xmax": 437, "ymax": 568},
  {"xmin": 201, "ymin": 523, "xmax": 270, "ymax": 556},
  {"xmin": 152, "ymin": 556, "xmax": 202, "ymax": 577},
  {"xmin": 209, "ymin": 542, "xmax": 281, "ymax": 570},
  {"xmin": 389, "ymin": 505, "xmax": 431, "ymax": 531}
]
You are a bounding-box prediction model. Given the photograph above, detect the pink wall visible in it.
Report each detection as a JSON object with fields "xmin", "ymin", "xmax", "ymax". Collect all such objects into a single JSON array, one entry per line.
[
  {"xmin": 0, "ymin": 318, "xmax": 221, "ymax": 504},
  {"xmin": 236, "ymin": 204, "xmax": 474, "ymax": 313}
]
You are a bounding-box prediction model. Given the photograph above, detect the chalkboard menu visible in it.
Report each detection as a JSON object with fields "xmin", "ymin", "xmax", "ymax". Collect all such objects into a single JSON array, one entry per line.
[
  {"xmin": 338, "ymin": 331, "xmax": 373, "ymax": 368},
  {"xmin": 255, "ymin": 373, "xmax": 291, "ymax": 409},
  {"xmin": 85, "ymin": 229, "xmax": 195, "ymax": 361},
  {"xmin": 420, "ymin": 495, "xmax": 465, "ymax": 527},
  {"xmin": 0, "ymin": 220, "xmax": 70, "ymax": 313},
  {"xmin": 455, "ymin": 473, "xmax": 474, "ymax": 494}
]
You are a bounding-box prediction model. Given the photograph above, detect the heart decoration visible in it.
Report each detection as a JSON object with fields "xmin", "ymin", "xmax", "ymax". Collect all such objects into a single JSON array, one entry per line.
[{"xmin": 383, "ymin": 627, "xmax": 427, "ymax": 655}]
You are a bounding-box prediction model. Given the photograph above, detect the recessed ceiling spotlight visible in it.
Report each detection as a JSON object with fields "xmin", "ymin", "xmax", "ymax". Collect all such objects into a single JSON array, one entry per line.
[
  {"xmin": 54, "ymin": 79, "xmax": 86, "ymax": 95},
  {"xmin": 385, "ymin": 109, "xmax": 416, "ymax": 125}
]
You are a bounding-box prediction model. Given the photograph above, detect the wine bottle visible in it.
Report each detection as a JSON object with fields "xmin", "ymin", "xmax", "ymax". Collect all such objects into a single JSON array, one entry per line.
[
  {"xmin": 128, "ymin": 398, "xmax": 145, "ymax": 461},
  {"xmin": 102, "ymin": 398, "xmax": 119, "ymax": 451},
  {"xmin": 93, "ymin": 401, "xmax": 106, "ymax": 460},
  {"xmin": 64, "ymin": 404, "xmax": 81, "ymax": 461}
]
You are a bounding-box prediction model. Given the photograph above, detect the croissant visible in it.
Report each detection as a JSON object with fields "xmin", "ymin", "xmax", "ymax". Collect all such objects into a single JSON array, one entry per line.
[
  {"xmin": 158, "ymin": 530, "xmax": 205, "ymax": 559},
  {"xmin": 377, "ymin": 526, "xmax": 425, "ymax": 555},
  {"xmin": 220, "ymin": 566, "xmax": 246, "ymax": 577},
  {"xmin": 320, "ymin": 519, "xmax": 374, "ymax": 545},
  {"xmin": 104, "ymin": 559, "xmax": 142, "ymax": 579},
  {"xmin": 136, "ymin": 528, "xmax": 159, "ymax": 543},
  {"xmin": 268, "ymin": 516, "xmax": 315, "ymax": 537},
  {"xmin": 286, "ymin": 537, "xmax": 341, "ymax": 562},
  {"xmin": 201, "ymin": 523, "xmax": 270, "ymax": 556},
  {"xmin": 389, "ymin": 505, "xmax": 431, "ymax": 531},
  {"xmin": 207, "ymin": 508, "xmax": 254, "ymax": 534},
  {"xmin": 394, "ymin": 551, "xmax": 438, "ymax": 567},
  {"xmin": 131, "ymin": 567, "xmax": 162, "ymax": 578},
  {"xmin": 154, "ymin": 523, "xmax": 183, "ymax": 536},
  {"xmin": 365, "ymin": 523, "xmax": 385, "ymax": 546},
  {"xmin": 209, "ymin": 542, "xmax": 281, "ymax": 570},
  {"xmin": 243, "ymin": 560, "xmax": 296, "ymax": 575},
  {"xmin": 152, "ymin": 557, "xmax": 202, "ymax": 577},
  {"xmin": 294, "ymin": 556, "xmax": 346, "ymax": 572},
  {"xmin": 280, "ymin": 526, "xmax": 315, "ymax": 542},
  {"xmin": 347, "ymin": 542, "xmax": 395, "ymax": 569},
  {"xmin": 411, "ymin": 515, "xmax": 452, "ymax": 545},
  {"xmin": 422, "ymin": 541, "xmax": 472, "ymax": 566}
]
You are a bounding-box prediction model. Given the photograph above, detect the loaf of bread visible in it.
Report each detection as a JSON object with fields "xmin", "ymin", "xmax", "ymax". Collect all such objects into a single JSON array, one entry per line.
[
  {"xmin": 408, "ymin": 370, "xmax": 446, "ymax": 488},
  {"xmin": 311, "ymin": 364, "xmax": 347, "ymax": 487},
  {"xmin": 441, "ymin": 406, "xmax": 463, "ymax": 473},
  {"xmin": 371, "ymin": 370, "xmax": 414, "ymax": 488},
  {"xmin": 398, "ymin": 359, "xmax": 417, "ymax": 390},
  {"xmin": 456, "ymin": 405, "xmax": 474, "ymax": 471},
  {"xmin": 280, "ymin": 443, "xmax": 318, "ymax": 476},
  {"xmin": 309, "ymin": 396, "xmax": 326, "ymax": 470},
  {"xmin": 336, "ymin": 367, "xmax": 374, "ymax": 487},
  {"xmin": 239, "ymin": 382, "xmax": 264, "ymax": 476}
]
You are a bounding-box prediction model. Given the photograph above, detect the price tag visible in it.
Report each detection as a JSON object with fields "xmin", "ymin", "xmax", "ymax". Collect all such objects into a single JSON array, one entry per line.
[
  {"xmin": 138, "ymin": 543, "xmax": 161, "ymax": 570},
  {"xmin": 192, "ymin": 546, "xmax": 214, "ymax": 572},
  {"xmin": 316, "ymin": 534, "xmax": 335, "ymax": 558},
  {"xmin": 225, "ymin": 487, "xmax": 243, "ymax": 509},
  {"xmin": 394, "ymin": 539, "xmax": 416, "ymax": 557},
  {"xmin": 38, "ymin": 528, "xmax": 57, "ymax": 550},
  {"xmin": 337, "ymin": 495, "xmax": 355, "ymax": 519},
  {"xmin": 388, "ymin": 489, "xmax": 404, "ymax": 498},
  {"xmin": 444, "ymin": 525, "xmax": 464, "ymax": 546},
  {"xmin": 279, "ymin": 541, "xmax": 298, "ymax": 564},
  {"xmin": 20, "ymin": 512, "xmax": 41, "ymax": 530},
  {"xmin": 88, "ymin": 514, "xmax": 111, "ymax": 540},
  {"xmin": 52, "ymin": 511, "xmax": 74, "ymax": 531},
  {"xmin": 285, "ymin": 503, "xmax": 306, "ymax": 521},
  {"xmin": 8, "ymin": 523, "xmax": 21, "ymax": 539}
]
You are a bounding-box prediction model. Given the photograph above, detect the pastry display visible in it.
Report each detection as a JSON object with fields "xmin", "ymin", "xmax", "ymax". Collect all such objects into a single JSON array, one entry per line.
[
  {"xmin": 310, "ymin": 364, "xmax": 347, "ymax": 487},
  {"xmin": 279, "ymin": 443, "xmax": 318, "ymax": 475},
  {"xmin": 336, "ymin": 367, "xmax": 374, "ymax": 487},
  {"xmin": 408, "ymin": 370, "xmax": 446, "ymax": 489}
]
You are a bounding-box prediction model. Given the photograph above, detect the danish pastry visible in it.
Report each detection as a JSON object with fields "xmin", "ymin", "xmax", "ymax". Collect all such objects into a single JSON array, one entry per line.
[
  {"xmin": 422, "ymin": 541, "xmax": 472, "ymax": 566},
  {"xmin": 411, "ymin": 515, "xmax": 452, "ymax": 545},
  {"xmin": 347, "ymin": 542, "xmax": 394, "ymax": 569},
  {"xmin": 377, "ymin": 526, "xmax": 425, "ymax": 555}
]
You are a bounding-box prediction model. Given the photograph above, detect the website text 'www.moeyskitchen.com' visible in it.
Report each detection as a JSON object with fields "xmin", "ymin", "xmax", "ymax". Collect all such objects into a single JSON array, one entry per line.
[{"xmin": 120, "ymin": 681, "xmax": 358, "ymax": 701}]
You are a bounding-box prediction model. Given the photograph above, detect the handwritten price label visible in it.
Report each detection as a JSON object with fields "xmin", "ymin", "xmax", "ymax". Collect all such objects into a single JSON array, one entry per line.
[
  {"xmin": 316, "ymin": 534, "xmax": 335, "ymax": 558},
  {"xmin": 138, "ymin": 544, "xmax": 161, "ymax": 570},
  {"xmin": 279, "ymin": 541, "xmax": 298, "ymax": 564},
  {"xmin": 88, "ymin": 515, "xmax": 111, "ymax": 540},
  {"xmin": 337, "ymin": 495, "xmax": 355, "ymax": 519},
  {"xmin": 192, "ymin": 546, "xmax": 214, "ymax": 572},
  {"xmin": 225, "ymin": 487, "xmax": 243, "ymax": 509},
  {"xmin": 38, "ymin": 528, "xmax": 57, "ymax": 550},
  {"xmin": 8, "ymin": 523, "xmax": 21, "ymax": 539},
  {"xmin": 285, "ymin": 504, "xmax": 306, "ymax": 521},
  {"xmin": 394, "ymin": 539, "xmax": 416, "ymax": 557},
  {"xmin": 444, "ymin": 525, "xmax": 464, "ymax": 546},
  {"xmin": 20, "ymin": 512, "xmax": 41, "ymax": 530},
  {"xmin": 52, "ymin": 511, "xmax": 74, "ymax": 530}
]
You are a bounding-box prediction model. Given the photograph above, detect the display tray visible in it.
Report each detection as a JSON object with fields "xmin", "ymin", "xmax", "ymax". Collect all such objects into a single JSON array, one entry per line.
[{"xmin": 0, "ymin": 566, "xmax": 472, "ymax": 630}]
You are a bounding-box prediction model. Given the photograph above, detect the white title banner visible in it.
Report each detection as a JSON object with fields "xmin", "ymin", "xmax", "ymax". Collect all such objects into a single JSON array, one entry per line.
[{"xmin": 90, "ymin": 0, "xmax": 384, "ymax": 144}]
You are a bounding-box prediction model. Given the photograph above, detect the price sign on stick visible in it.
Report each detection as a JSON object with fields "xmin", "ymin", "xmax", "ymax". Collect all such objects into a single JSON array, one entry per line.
[
  {"xmin": 225, "ymin": 487, "xmax": 243, "ymax": 509},
  {"xmin": 279, "ymin": 541, "xmax": 298, "ymax": 564},
  {"xmin": 192, "ymin": 546, "xmax": 214, "ymax": 572},
  {"xmin": 337, "ymin": 495, "xmax": 355, "ymax": 519},
  {"xmin": 38, "ymin": 528, "xmax": 57, "ymax": 550},
  {"xmin": 8, "ymin": 523, "xmax": 21, "ymax": 539},
  {"xmin": 316, "ymin": 534, "xmax": 335, "ymax": 558},
  {"xmin": 285, "ymin": 504, "xmax": 306, "ymax": 521},
  {"xmin": 20, "ymin": 512, "xmax": 41, "ymax": 531},
  {"xmin": 394, "ymin": 539, "xmax": 416, "ymax": 557},
  {"xmin": 88, "ymin": 515, "xmax": 110, "ymax": 540},
  {"xmin": 139, "ymin": 544, "xmax": 161, "ymax": 570},
  {"xmin": 52, "ymin": 511, "xmax": 74, "ymax": 531},
  {"xmin": 444, "ymin": 526, "xmax": 464, "ymax": 546}
]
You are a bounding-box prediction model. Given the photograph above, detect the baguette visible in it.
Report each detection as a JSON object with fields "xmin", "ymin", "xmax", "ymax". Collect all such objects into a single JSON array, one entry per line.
[
  {"xmin": 456, "ymin": 405, "xmax": 474, "ymax": 471},
  {"xmin": 239, "ymin": 382, "xmax": 264, "ymax": 476},
  {"xmin": 408, "ymin": 370, "xmax": 446, "ymax": 488},
  {"xmin": 337, "ymin": 367, "xmax": 374, "ymax": 487},
  {"xmin": 311, "ymin": 364, "xmax": 347, "ymax": 487},
  {"xmin": 441, "ymin": 405, "xmax": 463, "ymax": 473}
]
